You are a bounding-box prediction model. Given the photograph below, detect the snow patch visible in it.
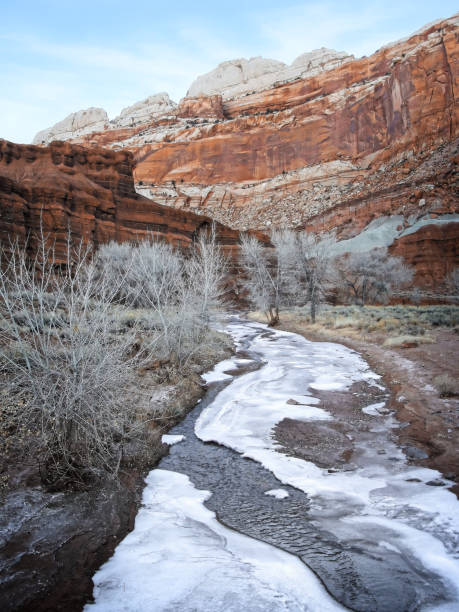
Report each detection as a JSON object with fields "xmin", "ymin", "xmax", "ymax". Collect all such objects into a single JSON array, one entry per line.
[
  {"xmin": 362, "ymin": 402, "xmax": 386, "ymax": 416},
  {"xmin": 161, "ymin": 434, "xmax": 185, "ymax": 446},
  {"xmin": 265, "ymin": 489, "xmax": 290, "ymax": 499},
  {"xmin": 86, "ymin": 469, "xmax": 345, "ymax": 611}
]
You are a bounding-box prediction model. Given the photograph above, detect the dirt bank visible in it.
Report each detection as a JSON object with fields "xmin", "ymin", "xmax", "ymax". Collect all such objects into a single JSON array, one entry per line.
[{"xmin": 254, "ymin": 313, "xmax": 459, "ymax": 497}]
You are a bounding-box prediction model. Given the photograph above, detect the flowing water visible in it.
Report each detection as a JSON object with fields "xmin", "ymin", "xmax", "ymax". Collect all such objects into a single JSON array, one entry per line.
[{"xmin": 86, "ymin": 317, "xmax": 459, "ymax": 612}]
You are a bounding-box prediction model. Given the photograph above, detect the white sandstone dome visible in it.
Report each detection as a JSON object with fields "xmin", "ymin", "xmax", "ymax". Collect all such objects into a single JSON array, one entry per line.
[
  {"xmin": 33, "ymin": 107, "xmax": 108, "ymax": 145},
  {"xmin": 112, "ymin": 93, "xmax": 177, "ymax": 128},
  {"xmin": 186, "ymin": 57, "xmax": 286, "ymax": 98},
  {"xmin": 186, "ymin": 48, "xmax": 353, "ymax": 99}
]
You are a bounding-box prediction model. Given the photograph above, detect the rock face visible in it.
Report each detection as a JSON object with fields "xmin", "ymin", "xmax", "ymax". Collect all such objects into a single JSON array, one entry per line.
[
  {"xmin": 0, "ymin": 139, "xmax": 240, "ymax": 263},
  {"xmin": 29, "ymin": 14, "xmax": 459, "ymax": 289},
  {"xmin": 111, "ymin": 93, "xmax": 177, "ymax": 128},
  {"xmin": 33, "ymin": 108, "xmax": 109, "ymax": 145},
  {"xmin": 186, "ymin": 49, "xmax": 353, "ymax": 98}
]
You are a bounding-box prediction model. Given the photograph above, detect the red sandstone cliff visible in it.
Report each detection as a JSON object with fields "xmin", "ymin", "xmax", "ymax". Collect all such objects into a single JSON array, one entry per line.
[
  {"xmin": 59, "ymin": 15, "xmax": 457, "ymax": 234},
  {"xmin": 0, "ymin": 139, "xmax": 240, "ymax": 262},
  {"xmin": 21, "ymin": 14, "xmax": 459, "ymax": 289}
]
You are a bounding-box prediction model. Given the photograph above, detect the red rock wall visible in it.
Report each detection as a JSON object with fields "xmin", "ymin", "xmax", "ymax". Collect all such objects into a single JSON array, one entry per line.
[
  {"xmin": 72, "ymin": 15, "xmax": 458, "ymax": 237},
  {"xmin": 391, "ymin": 223, "xmax": 458, "ymax": 289},
  {"xmin": 0, "ymin": 140, "xmax": 241, "ymax": 262},
  {"xmin": 25, "ymin": 15, "xmax": 459, "ymax": 291}
]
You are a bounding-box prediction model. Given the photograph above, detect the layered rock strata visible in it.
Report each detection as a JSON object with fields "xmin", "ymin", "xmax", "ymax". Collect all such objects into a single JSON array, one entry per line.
[
  {"xmin": 0, "ymin": 139, "xmax": 240, "ymax": 262},
  {"xmin": 30, "ymin": 15, "xmax": 459, "ymax": 288}
]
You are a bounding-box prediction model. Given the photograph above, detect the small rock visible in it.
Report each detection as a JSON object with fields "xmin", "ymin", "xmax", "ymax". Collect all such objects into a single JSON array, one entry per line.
[
  {"xmin": 426, "ymin": 479, "xmax": 445, "ymax": 487},
  {"xmin": 405, "ymin": 446, "xmax": 429, "ymax": 460},
  {"xmin": 287, "ymin": 398, "xmax": 300, "ymax": 405},
  {"xmin": 405, "ymin": 478, "xmax": 422, "ymax": 483},
  {"xmin": 377, "ymin": 449, "xmax": 386, "ymax": 455}
]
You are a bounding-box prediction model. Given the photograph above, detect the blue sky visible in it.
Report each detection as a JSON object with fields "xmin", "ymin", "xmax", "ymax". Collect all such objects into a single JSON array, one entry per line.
[{"xmin": 1, "ymin": 1, "xmax": 457, "ymax": 143}]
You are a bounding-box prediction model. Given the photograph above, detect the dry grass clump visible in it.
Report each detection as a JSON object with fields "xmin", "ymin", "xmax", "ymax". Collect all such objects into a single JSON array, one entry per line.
[
  {"xmin": 382, "ymin": 335, "xmax": 434, "ymax": 348},
  {"xmin": 254, "ymin": 304, "xmax": 458, "ymax": 348},
  {"xmin": 434, "ymin": 374, "xmax": 458, "ymax": 397},
  {"xmin": 333, "ymin": 316, "xmax": 361, "ymax": 329},
  {"xmin": 287, "ymin": 304, "xmax": 458, "ymax": 338}
]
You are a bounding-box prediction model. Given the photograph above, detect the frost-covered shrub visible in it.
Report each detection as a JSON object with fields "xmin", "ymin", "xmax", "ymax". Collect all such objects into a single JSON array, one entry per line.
[
  {"xmin": 434, "ymin": 374, "xmax": 458, "ymax": 397},
  {"xmin": 97, "ymin": 228, "xmax": 227, "ymax": 368},
  {"xmin": 0, "ymin": 237, "xmax": 144, "ymax": 488}
]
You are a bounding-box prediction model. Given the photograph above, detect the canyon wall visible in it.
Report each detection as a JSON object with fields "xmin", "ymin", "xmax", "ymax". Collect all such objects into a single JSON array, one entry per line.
[
  {"xmin": 29, "ymin": 14, "xmax": 459, "ymax": 288},
  {"xmin": 0, "ymin": 139, "xmax": 240, "ymax": 262}
]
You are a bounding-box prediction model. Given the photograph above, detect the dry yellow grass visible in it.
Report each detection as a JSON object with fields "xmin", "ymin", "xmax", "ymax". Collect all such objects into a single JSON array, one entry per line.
[
  {"xmin": 382, "ymin": 335, "xmax": 434, "ymax": 348},
  {"xmin": 246, "ymin": 304, "xmax": 459, "ymax": 347}
]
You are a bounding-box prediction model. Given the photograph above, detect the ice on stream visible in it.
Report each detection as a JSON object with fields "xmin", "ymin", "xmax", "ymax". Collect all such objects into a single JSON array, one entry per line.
[
  {"xmin": 362, "ymin": 401, "xmax": 386, "ymax": 416},
  {"xmin": 195, "ymin": 320, "xmax": 459, "ymax": 604},
  {"xmin": 161, "ymin": 434, "xmax": 185, "ymax": 446},
  {"xmin": 87, "ymin": 318, "xmax": 459, "ymax": 610},
  {"xmin": 86, "ymin": 470, "xmax": 345, "ymax": 612},
  {"xmin": 265, "ymin": 488, "xmax": 290, "ymax": 499}
]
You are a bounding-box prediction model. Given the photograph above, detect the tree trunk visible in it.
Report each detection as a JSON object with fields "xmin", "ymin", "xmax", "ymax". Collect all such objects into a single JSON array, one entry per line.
[
  {"xmin": 361, "ymin": 278, "xmax": 367, "ymax": 307},
  {"xmin": 310, "ymin": 290, "xmax": 316, "ymax": 323},
  {"xmin": 267, "ymin": 307, "xmax": 279, "ymax": 327}
]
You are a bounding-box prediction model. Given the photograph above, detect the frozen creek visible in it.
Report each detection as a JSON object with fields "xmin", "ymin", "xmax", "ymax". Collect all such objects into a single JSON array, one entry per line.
[{"xmin": 86, "ymin": 318, "xmax": 459, "ymax": 612}]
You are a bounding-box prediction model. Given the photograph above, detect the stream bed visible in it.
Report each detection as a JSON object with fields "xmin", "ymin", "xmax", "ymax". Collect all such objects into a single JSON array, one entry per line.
[{"xmin": 86, "ymin": 317, "xmax": 459, "ymax": 612}]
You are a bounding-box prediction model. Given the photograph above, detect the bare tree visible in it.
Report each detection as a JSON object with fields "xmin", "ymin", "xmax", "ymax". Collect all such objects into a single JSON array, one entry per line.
[
  {"xmin": 0, "ymin": 234, "xmax": 143, "ymax": 487},
  {"xmin": 294, "ymin": 232, "xmax": 336, "ymax": 323},
  {"xmin": 186, "ymin": 223, "xmax": 228, "ymax": 326},
  {"xmin": 240, "ymin": 229, "xmax": 336, "ymax": 324},
  {"xmin": 447, "ymin": 267, "xmax": 459, "ymax": 297},
  {"xmin": 239, "ymin": 233, "xmax": 282, "ymax": 325},
  {"xmin": 334, "ymin": 247, "xmax": 413, "ymax": 306}
]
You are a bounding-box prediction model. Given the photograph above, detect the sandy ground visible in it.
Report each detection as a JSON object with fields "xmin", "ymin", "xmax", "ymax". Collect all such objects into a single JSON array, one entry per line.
[{"xmin": 265, "ymin": 315, "xmax": 459, "ymax": 497}]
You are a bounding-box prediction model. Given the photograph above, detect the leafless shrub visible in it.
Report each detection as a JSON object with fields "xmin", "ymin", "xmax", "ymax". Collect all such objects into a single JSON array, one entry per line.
[
  {"xmin": 240, "ymin": 233, "xmax": 282, "ymax": 325},
  {"xmin": 240, "ymin": 229, "xmax": 336, "ymax": 324},
  {"xmin": 0, "ymin": 220, "xmax": 228, "ymax": 490},
  {"xmin": 0, "ymin": 234, "xmax": 145, "ymax": 488},
  {"xmin": 96, "ymin": 225, "xmax": 227, "ymax": 370},
  {"xmin": 434, "ymin": 373, "xmax": 458, "ymax": 397},
  {"xmin": 334, "ymin": 248, "xmax": 414, "ymax": 306},
  {"xmin": 187, "ymin": 223, "xmax": 228, "ymax": 327}
]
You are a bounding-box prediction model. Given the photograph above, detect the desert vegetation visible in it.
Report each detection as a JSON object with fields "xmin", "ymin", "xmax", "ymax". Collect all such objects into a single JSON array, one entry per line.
[
  {"xmin": 255, "ymin": 303, "xmax": 458, "ymax": 344},
  {"xmin": 0, "ymin": 226, "xmax": 228, "ymax": 490},
  {"xmin": 240, "ymin": 229, "xmax": 415, "ymax": 325}
]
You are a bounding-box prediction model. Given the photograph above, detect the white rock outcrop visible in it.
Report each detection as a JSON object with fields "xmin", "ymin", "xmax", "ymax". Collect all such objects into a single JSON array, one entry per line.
[
  {"xmin": 33, "ymin": 107, "xmax": 108, "ymax": 145},
  {"xmin": 33, "ymin": 94, "xmax": 177, "ymax": 145},
  {"xmin": 110, "ymin": 93, "xmax": 177, "ymax": 128},
  {"xmin": 33, "ymin": 49, "xmax": 353, "ymax": 144},
  {"xmin": 187, "ymin": 48, "xmax": 353, "ymax": 99},
  {"xmin": 187, "ymin": 57, "xmax": 286, "ymax": 98}
]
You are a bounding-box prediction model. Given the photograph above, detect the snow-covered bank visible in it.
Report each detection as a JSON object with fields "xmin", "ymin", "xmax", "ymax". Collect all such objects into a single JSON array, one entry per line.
[
  {"xmin": 86, "ymin": 469, "xmax": 345, "ymax": 611},
  {"xmin": 195, "ymin": 319, "xmax": 459, "ymax": 606},
  {"xmin": 196, "ymin": 321, "xmax": 386, "ymax": 503}
]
